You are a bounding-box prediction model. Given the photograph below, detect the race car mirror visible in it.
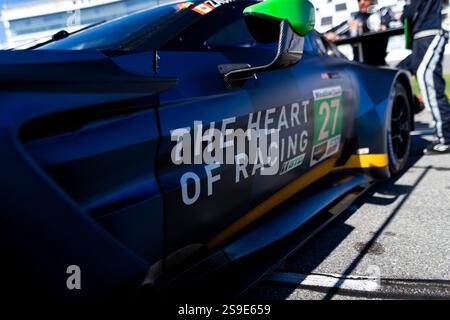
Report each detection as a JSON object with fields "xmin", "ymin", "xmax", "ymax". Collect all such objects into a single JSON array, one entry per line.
[
  {"xmin": 244, "ymin": 0, "xmax": 315, "ymax": 37},
  {"xmin": 218, "ymin": 0, "xmax": 315, "ymax": 88}
]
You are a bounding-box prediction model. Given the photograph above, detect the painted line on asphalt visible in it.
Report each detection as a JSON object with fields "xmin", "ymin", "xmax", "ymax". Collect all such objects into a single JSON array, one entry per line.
[{"xmin": 266, "ymin": 272, "xmax": 379, "ymax": 292}]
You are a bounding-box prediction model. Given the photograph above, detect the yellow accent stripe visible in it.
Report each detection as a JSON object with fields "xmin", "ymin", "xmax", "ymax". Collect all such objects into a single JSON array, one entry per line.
[
  {"xmin": 336, "ymin": 154, "xmax": 388, "ymax": 170},
  {"xmin": 207, "ymin": 159, "xmax": 336, "ymax": 250}
]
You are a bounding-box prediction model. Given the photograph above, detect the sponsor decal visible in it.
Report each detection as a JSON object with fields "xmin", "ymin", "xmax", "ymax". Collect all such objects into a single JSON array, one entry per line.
[
  {"xmin": 170, "ymin": 102, "xmax": 310, "ymax": 169},
  {"xmin": 320, "ymin": 73, "xmax": 330, "ymax": 80},
  {"xmin": 313, "ymin": 86, "xmax": 342, "ymax": 100},
  {"xmin": 170, "ymin": 100, "xmax": 311, "ymax": 205},
  {"xmin": 170, "ymin": 85, "xmax": 345, "ymax": 206},
  {"xmin": 310, "ymin": 86, "xmax": 343, "ymax": 166},
  {"xmin": 280, "ymin": 153, "xmax": 306, "ymax": 175},
  {"xmin": 356, "ymin": 147, "xmax": 370, "ymax": 155},
  {"xmin": 327, "ymin": 135, "xmax": 340, "ymax": 156},
  {"xmin": 191, "ymin": 0, "xmax": 234, "ymax": 15},
  {"xmin": 167, "ymin": 84, "xmax": 348, "ymax": 207},
  {"xmin": 311, "ymin": 141, "xmax": 327, "ymax": 164},
  {"xmin": 176, "ymin": 2, "xmax": 195, "ymax": 10},
  {"xmin": 192, "ymin": 3, "xmax": 215, "ymax": 15}
]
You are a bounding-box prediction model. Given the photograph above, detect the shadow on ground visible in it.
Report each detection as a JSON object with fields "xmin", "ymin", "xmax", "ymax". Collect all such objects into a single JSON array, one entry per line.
[{"xmin": 243, "ymin": 134, "xmax": 432, "ymax": 300}]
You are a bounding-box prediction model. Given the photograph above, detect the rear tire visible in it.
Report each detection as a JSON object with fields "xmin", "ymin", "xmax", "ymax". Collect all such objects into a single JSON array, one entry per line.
[{"xmin": 387, "ymin": 82, "xmax": 412, "ymax": 175}]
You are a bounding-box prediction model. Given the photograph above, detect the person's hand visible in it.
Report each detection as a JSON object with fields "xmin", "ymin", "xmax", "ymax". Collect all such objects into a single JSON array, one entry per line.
[
  {"xmin": 325, "ymin": 32, "xmax": 341, "ymax": 41},
  {"xmin": 380, "ymin": 24, "xmax": 387, "ymax": 31},
  {"xmin": 348, "ymin": 19, "xmax": 358, "ymax": 31}
]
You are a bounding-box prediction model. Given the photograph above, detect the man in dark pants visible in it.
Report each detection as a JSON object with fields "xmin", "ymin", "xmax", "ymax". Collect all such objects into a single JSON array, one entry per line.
[{"xmin": 403, "ymin": 0, "xmax": 450, "ymax": 154}]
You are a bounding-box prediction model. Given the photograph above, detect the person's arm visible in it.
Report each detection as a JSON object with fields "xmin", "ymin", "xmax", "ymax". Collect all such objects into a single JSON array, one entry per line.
[
  {"xmin": 380, "ymin": 7, "xmax": 394, "ymax": 29},
  {"xmin": 328, "ymin": 20, "xmax": 350, "ymax": 35},
  {"xmin": 325, "ymin": 20, "xmax": 349, "ymax": 41}
]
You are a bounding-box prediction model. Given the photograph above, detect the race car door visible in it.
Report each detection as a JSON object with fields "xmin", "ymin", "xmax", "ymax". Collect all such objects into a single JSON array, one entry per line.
[{"xmin": 154, "ymin": 1, "xmax": 353, "ymax": 263}]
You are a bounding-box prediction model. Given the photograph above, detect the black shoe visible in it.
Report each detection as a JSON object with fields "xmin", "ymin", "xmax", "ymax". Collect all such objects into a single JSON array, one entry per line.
[{"xmin": 423, "ymin": 141, "xmax": 450, "ymax": 155}]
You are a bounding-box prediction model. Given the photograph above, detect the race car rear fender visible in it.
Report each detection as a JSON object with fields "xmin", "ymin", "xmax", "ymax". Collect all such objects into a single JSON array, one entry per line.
[{"xmin": 341, "ymin": 66, "xmax": 413, "ymax": 180}]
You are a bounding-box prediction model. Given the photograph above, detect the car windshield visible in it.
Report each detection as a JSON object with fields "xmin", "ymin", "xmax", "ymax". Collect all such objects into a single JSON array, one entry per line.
[{"xmin": 39, "ymin": 3, "xmax": 187, "ymax": 50}]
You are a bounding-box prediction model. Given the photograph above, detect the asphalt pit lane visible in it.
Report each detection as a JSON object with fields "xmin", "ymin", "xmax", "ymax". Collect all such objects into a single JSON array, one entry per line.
[{"xmin": 354, "ymin": 241, "xmax": 385, "ymax": 256}]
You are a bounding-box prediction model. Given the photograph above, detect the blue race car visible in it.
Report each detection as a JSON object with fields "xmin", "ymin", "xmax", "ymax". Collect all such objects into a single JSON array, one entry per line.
[{"xmin": 0, "ymin": 0, "xmax": 414, "ymax": 300}]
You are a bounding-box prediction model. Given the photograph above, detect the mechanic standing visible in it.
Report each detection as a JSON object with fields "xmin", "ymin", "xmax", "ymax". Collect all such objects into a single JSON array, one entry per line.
[
  {"xmin": 403, "ymin": 0, "xmax": 450, "ymax": 155},
  {"xmin": 326, "ymin": 0, "xmax": 394, "ymax": 65}
]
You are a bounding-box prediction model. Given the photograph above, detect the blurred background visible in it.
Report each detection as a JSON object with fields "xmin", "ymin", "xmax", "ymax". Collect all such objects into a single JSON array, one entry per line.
[
  {"xmin": 0, "ymin": 0, "xmax": 448, "ymax": 64},
  {"xmin": 0, "ymin": 0, "xmax": 177, "ymax": 49},
  {"xmin": 314, "ymin": 0, "xmax": 449, "ymax": 67}
]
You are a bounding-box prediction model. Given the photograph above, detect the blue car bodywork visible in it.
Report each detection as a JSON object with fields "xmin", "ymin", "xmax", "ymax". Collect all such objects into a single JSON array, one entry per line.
[{"xmin": 0, "ymin": 0, "xmax": 413, "ymax": 299}]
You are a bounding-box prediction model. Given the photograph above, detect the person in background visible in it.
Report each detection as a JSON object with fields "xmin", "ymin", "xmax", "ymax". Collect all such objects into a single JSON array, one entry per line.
[
  {"xmin": 326, "ymin": 0, "xmax": 394, "ymax": 65},
  {"xmin": 402, "ymin": 0, "xmax": 450, "ymax": 155}
]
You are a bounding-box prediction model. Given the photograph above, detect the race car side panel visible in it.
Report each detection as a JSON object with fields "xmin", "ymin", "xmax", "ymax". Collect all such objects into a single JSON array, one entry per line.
[
  {"xmin": 204, "ymin": 53, "xmax": 357, "ymax": 250},
  {"xmin": 155, "ymin": 44, "xmax": 356, "ymax": 262}
]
